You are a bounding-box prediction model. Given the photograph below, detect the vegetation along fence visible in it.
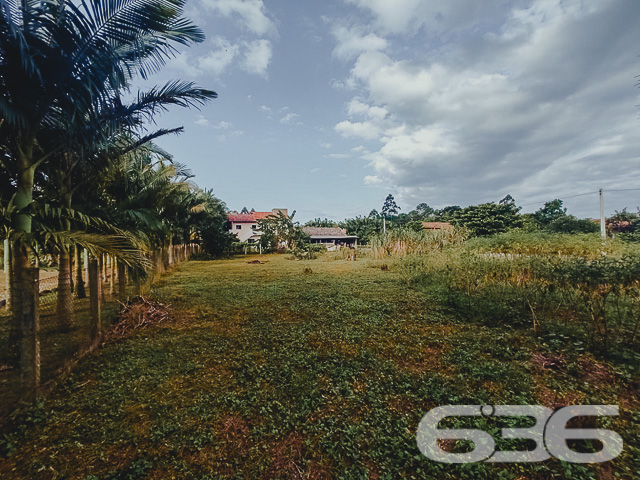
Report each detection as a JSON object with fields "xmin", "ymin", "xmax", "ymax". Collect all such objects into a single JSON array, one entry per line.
[{"xmin": 0, "ymin": 242, "xmax": 198, "ymax": 411}]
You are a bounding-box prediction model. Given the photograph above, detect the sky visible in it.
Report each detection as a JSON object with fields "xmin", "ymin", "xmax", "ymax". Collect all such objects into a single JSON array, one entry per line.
[{"xmin": 140, "ymin": 0, "xmax": 640, "ymax": 223}]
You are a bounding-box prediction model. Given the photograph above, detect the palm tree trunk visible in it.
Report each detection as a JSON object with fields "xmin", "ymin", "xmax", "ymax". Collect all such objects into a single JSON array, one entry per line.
[
  {"xmin": 12, "ymin": 148, "xmax": 40, "ymax": 391},
  {"xmin": 7, "ymin": 247, "xmax": 20, "ymax": 367},
  {"xmin": 57, "ymin": 182, "xmax": 74, "ymax": 329},
  {"xmin": 16, "ymin": 256, "xmax": 40, "ymax": 392},
  {"xmin": 56, "ymin": 248, "xmax": 73, "ymax": 330}
]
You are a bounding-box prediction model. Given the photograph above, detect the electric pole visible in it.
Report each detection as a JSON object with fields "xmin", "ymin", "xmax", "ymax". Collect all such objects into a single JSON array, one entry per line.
[{"xmin": 599, "ymin": 188, "xmax": 606, "ymax": 240}]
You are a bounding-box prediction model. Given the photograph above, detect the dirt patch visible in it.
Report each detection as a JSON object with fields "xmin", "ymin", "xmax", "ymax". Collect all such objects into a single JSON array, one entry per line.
[
  {"xmin": 395, "ymin": 346, "xmax": 450, "ymax": 374},
  {"xmin": 577, "ymin": 355, "xmax": 616, "ymax": 385},
  {"xmin": 531, "ymin": 351, "xmax": 566, "ymax": 371},
  {"xmin": 534, "ymin": 383, "xmax": 586, "ymax": 409}
]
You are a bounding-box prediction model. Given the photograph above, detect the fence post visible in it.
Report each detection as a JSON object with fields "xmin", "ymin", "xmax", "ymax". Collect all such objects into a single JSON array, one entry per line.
[{"xmin": 89, "ymin": 258, "xmax": 101, "ymax": 342}]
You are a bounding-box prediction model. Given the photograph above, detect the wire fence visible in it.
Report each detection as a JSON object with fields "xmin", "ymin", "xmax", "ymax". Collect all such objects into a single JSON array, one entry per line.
[{"xmin": 0, "ymin": 243, "xmax": 198, "ymax": 413}]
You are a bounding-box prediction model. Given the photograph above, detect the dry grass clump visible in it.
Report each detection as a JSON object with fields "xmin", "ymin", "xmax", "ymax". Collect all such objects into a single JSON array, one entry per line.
[
  {"xmin": 106, "ymin": 296, "xmax": 171, "ymax": 342},
  {"xmin": 370, "ymin": 228, "xmax": 467, "ymax": 259}
]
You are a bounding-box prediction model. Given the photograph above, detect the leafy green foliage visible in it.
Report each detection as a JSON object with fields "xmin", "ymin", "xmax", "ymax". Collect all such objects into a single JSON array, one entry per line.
[
  {"xmin": 257, "ymin": 210, "xmax": 307, "ymax": 252},
  {"xmin": 546, "ymin": 215, "xmax": 599, "ymax": 234},
  {"xmin": 381, "ymin": 194, "xmax": 400, "ymax": 217},
  {"xmin": 2, "ymin": 255, "xmax": 637, "ymax": 479},
  {"xmin": 304, "ymin": 218, "xmax": 338, "ymax": 227},
  {"xmin": 339, "ymin": 215, "xmax": 382, "ymax": 244},
  {"xmin": 534, "ymin": 199, "xmax": 567, "ymax": 225},
  {"xmin": 453, "ymin": 202, "xmax": 521, "ymax": 236}
]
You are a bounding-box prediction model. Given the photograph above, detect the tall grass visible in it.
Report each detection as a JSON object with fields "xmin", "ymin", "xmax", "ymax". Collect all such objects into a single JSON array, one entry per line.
[
  {"xmin": 397, "ymin": 238, "xmax": 640, "ymax": 356},
  {"xmin": 370, "ymin": 228, "xmax": 467, "ymax": 259},
  {"xmin": 467, "ymin": 230, "xmax": 628, "ymax": 259}
]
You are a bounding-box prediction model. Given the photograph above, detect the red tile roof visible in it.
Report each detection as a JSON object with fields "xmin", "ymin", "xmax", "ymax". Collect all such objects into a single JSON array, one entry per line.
[
  {"xmin": 422, "ymin": 222, "xmax": 452, "ymax": 230},
  {"xmin": 228, "ymin": 212, "xmax": 278, "ymax": 223}
]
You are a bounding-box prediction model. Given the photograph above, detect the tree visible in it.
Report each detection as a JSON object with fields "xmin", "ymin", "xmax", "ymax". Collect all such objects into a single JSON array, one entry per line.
[
  {"xmin": 257, "ymin": 211, "xmax": 301, "ymax": 252},
  {"xmin": 415, "ymin": 203, "xmax": 435, "ymax": 218},
  {"xmin": 340, "ymin": 216, "xmax": 381, "ymax": 244},
  {"xmin": 546, "ymin": 216, "xmax": 599, "ymax": 234},
  {"xmin": 0, "ymin": 0, "xmax": 212, "ymax": 392},
  {"xmin": 381, "ymin": 194, "xmax": 400, "ymax": 234},
  {"xmin": 453, "ymin": 202, "xmax": 521, "ymax": 236},
  {"xmin": 305, "ymin": 218, "xmax": 338, "ymax": 227},
  {"xmin": 499, "ymin": 194, "xmax": 516, "ymax": 205},
  {"xmin": 240, "ymin": 207, "xmax": 249, "ymax": 214},
  {"xmin": 382, "ymin": 194, "xmax": 400, "ymax": 217},
  {"xmin": 534, "ymin": 199, "xmax": 567, "ymax": 226},
  {"xmin": 434, "ymin": 206, "xmax": 462, "ymax": 221}
]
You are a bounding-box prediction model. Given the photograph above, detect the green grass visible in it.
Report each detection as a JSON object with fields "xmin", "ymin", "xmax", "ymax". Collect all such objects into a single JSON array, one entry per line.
[{"xmin": 0, "ymin": 253, "xmax": 638, "ymax": 479}]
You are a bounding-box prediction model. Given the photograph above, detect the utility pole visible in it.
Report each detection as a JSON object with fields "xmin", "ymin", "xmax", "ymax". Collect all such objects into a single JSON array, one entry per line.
[{"xmin": 599, "ymin": 188, "xmax": 606, "ymax": 240}]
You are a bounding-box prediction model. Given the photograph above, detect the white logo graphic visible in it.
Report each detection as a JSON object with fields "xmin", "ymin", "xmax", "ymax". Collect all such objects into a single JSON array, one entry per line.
[{"xmin": 416, "ymin": 405, "xmax": 623, "ymax": 464}]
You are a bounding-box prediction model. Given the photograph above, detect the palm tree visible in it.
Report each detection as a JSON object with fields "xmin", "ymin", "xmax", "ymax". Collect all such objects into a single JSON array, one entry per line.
[{"xmin": 0, "ymin": 0, "xmax": 213, "ymax": 391}]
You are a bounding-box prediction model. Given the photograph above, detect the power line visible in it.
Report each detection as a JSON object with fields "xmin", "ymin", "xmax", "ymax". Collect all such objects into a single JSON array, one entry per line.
[
  {"xmin": 518, "ymin": 191, "xmax": 598, "ymax": 208},
  {"xmin": 517, "ymin": 188, "xmax": 639, "ymax": 209},
  {"xmin": 603, "ymin": 188, "xmax": 640, "ymax": 193}
]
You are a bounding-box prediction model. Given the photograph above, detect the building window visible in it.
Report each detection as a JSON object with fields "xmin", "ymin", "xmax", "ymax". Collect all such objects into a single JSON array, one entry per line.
[
  {"xmin": 236, "ymin": 225, "xmax": 242, "ymax": 230},
  {"xmin": 248, "ymin": 239, "xmax": 255, "ymax": 243},
  {"xmin": 251, "ymin": 225, "xmax": 257, "ymax": 229}
]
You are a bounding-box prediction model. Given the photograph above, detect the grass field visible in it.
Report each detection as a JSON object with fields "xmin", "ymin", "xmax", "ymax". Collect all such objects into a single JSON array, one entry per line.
[{"xmin": 1, "ymin": 252, "xmax": 638, "ymax": 479}]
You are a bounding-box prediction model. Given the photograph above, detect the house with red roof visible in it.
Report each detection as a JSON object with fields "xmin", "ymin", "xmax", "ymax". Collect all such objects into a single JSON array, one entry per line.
[
  {"xmin": 422, "ymin": 222, "xmax": 452, "ymax": 231},
  {"xmin": 228, "ymin": 208, "xmax": 288, "ymax": 243}
]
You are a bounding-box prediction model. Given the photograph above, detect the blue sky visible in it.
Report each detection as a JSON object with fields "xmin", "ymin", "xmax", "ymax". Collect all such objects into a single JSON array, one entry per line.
[{"xmin": 141, "ymin": 0, "xmax": 640, "ymax": 223}]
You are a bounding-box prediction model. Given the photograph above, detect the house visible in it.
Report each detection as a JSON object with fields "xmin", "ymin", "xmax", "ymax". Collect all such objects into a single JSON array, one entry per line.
[
  {"xmin": 422, "ymin": 222, "xmax": 452, "ymax": 231},
  {"xmin": 228, "ymin": 208, "xmax": 288, "ymax": 243},
  {"xmin": 302, "ymin": 227, "xmax": 358, "ymax": 248}
]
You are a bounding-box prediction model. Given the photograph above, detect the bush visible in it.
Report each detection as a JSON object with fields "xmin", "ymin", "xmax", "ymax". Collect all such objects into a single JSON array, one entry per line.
[
  {"xmin": 467, "ymin": 231, "xmax": 623, "ymax": 259},
  {"xmin": 546, "ymin": 215, "xmax": 599, "ymax": 234}
]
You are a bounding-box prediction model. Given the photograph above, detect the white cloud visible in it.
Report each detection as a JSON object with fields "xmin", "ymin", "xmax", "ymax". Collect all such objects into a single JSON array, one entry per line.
[
  {"xmin": 280, "ymin": 112, "xmax": 301, "ymax": 125},
  {"xmin": 364, "ymin": 175, "xmax": 383, "ymax": 185},
  {"xmin": 241, "ymin": 39, "xmax": 272, "ymax": 77},
  {"xmin": 335, "ymin": 120, "xmax": 381, "ymax": 140},
  {"xmin": 345, "ymin": 0, "xmax": 514, "ymax": 35},
  {"xmin": 319, "ymin": 141, "xmax": 332, "ymax": 149},
  {"xmin": 331, "ymin": 25, "xmax": 387, "ymax": 60},
  {"xmin": 198, "ymin": 36, "xmax": 240, "ymax": 76},
  {"xmin": 201, "ymin": 0, "xmax": 275, "ymax": 35},
  {"xmin": 213, "ymin": 120, "xmax": 233, "ymax": 129},
  {"xmin": 195, "ymin": 116, "xmax": 234, "ymax": 130},
  {"xmin": 194, "ymin": 114, "xmax": 210, "ymax": 127},
  {"xmin": 332, "ymin": 0, "xmax": 640, "ymax": 213}
]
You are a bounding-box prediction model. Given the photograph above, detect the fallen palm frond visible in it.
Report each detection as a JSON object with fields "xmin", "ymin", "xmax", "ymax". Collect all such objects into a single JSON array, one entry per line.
[{"xmin": 106, "ymin": 296, "xmax": 171, "ymax": 342}]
